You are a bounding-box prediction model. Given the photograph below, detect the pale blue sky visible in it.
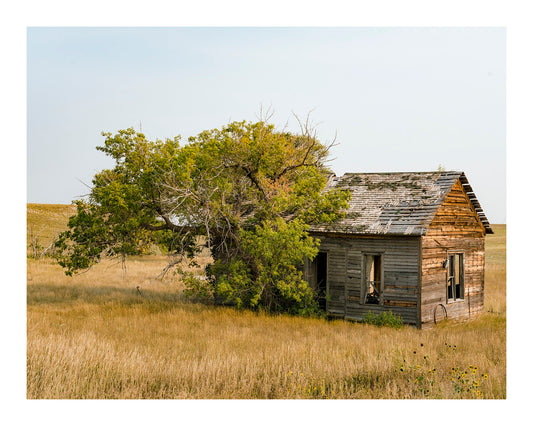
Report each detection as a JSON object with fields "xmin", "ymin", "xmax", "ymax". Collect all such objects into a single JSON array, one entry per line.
[{"xmin": 27, "ymin": 27, "xmax": 506, "ymax": 222}]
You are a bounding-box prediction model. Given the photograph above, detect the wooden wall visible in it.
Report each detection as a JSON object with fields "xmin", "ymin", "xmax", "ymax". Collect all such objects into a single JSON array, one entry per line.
[
  {"xmin": 309, "ymin": 234, "xmax": 420, "ymax": 325},
  {"xmin": 307, "ymin": 179, "xmax": 487, "ymax": 328},
  {"xmin": 420, "ymin": 179, "xmax": 486, "ymax": 328}
]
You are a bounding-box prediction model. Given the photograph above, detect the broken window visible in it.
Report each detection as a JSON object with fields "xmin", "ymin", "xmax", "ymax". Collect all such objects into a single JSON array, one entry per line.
[
  {"xmin": 447, "ymin": 253, "xmax": 464, "ymax": 302},
  {"xmin": 361, "ymin": 253, "xmax": 383, "ymax": 305}
]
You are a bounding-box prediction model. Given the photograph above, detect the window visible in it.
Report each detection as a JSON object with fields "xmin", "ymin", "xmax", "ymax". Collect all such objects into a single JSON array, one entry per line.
[
  {"xmin": 361, "ymin": 253, "xmax": 383, "ymax": 305},
  {"xmin": 447, "ymin": 253, "xmax": 464, "ymax": 302}
]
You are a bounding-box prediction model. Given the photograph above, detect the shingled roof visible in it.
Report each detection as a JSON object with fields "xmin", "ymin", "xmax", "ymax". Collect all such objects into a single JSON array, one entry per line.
[{"xmin": 311, "ymin": 171, "xmax": 493, "ymax": 236}]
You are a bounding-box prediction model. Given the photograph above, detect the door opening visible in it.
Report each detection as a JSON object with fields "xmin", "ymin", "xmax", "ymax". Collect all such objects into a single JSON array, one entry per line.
[{"xmin": 315, "ymin": 252, "xmax": 327, "ymax": 310}]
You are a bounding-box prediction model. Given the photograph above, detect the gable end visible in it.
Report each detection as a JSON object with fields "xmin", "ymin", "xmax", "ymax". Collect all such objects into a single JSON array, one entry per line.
[
  {"xmin": 425, "ymin": 178, "xmax": 488, "ymax": 236},
  {"xmin": 458, "ymin": 173, "xmax": 493, "ymax": 234}
]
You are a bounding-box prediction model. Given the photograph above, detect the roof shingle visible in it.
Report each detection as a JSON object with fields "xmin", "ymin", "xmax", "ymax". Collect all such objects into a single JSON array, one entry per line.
[{"xmin": 310, "ymin": 171, "xmax": 492, "ymax": 236}]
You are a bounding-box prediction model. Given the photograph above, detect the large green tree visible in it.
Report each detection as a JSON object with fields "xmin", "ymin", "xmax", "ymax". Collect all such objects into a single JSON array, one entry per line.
[{"xmin": 56, "ymin": 117, "xmax": 349, "ymax": 314}]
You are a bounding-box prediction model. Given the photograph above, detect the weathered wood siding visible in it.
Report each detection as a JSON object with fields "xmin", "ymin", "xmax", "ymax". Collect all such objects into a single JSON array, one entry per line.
[
  {"xmin": 420, "ymin": 179, "xmax": 486, "ymax": 328},
  {"xmin": 309, "ymin": 234, "xmax": 420, "ymax": 325}
]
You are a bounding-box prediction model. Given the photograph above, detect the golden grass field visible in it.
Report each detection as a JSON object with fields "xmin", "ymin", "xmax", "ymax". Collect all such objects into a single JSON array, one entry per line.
[{"xmin": 26, "ymin": 204, "xmax": 506, "ymax": 399}]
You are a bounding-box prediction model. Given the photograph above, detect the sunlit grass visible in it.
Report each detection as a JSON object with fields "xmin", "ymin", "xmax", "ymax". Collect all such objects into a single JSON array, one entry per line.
[
  {"xmin": 484, "ymin": 224, "xmax": 506, "ymax": 315},
  {"xmin": 26, "ymin": 204, "xmax": 506, "ymax": 399},
  {"xmin": 26, "ymin": 204, "xmax": 76, "ymax": 255}
]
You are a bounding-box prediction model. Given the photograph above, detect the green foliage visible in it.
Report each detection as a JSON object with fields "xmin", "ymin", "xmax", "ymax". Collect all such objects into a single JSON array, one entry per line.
[
  {"xmin": 56, "ymin": 118, "xmax": 350, "ymax": 314},
  {"xmin": 56, "ymin": 200, "xmax": 156, "ymax": 275},
  {"xmin": 236, "ymin": 218, "xmax": 320, "ymax": 314},
  {"xmin": 361, "ymin": 311, "xmax": 404, "ymax": 328}
]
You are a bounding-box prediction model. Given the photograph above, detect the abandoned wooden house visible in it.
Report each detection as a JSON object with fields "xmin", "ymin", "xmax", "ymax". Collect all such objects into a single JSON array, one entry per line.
[{"xmin": 304, "ymin": 171, "xmax": 492, "ymax": 328}]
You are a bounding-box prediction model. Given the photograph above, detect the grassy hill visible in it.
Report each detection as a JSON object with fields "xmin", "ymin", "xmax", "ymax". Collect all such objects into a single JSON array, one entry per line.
[
  {"xmin": 486, "ymin": 224, "xmax": 506, "ymax": 266},
  {"xmin": 27, "ymin": 203, "xmax": 76, "ymax": 256},
  {"xmin": 26, "ymin": 204, "xmax": 506, "ymax": 399}
]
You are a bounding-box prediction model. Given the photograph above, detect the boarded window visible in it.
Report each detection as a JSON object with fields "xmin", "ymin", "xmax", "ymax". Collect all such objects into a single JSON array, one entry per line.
[
  {"xmin": 447, "ymin": 253, "xmax": 464, "ymax": 302},
  {"xmin": 361, "ymin": 253, "xmax": 383, "ymax": 305}
]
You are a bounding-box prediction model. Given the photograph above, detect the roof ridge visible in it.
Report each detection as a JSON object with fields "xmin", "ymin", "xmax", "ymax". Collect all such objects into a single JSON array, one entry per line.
[{"xmin": 339, "ymin": 171, "xmax": 463, "ymax": 176}]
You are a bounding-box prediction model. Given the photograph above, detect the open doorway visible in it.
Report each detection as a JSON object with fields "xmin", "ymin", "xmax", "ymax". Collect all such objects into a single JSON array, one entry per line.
[{"xmin": 315, "ymin": 252, "xmax": 327, "ymax": 310}]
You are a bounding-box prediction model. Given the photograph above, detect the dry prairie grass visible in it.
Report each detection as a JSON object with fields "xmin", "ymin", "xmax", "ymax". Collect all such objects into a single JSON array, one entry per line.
[
  {"xmin": 484, "ymin": 224, "xmax": 506, "ymax": 315},
  {"xmin": 26, "ymin": 205, "xmax": 506, "ymax": 399},
  {"xmin": 26, "ymin": 203, "xmax": 77, "ymax": 255}
]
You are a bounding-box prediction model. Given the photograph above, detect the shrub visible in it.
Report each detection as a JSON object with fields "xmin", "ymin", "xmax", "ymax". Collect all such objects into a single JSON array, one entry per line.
[{"xmin": 361, "ymin": 311, "xmax": 403, "ymax": 328}]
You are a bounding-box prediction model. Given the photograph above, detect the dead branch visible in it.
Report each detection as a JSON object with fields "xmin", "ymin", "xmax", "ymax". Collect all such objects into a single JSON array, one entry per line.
[
  {"xmin": 152, "ymin": 253, "xmax": 185, "ymax": 282},
  {"xmin": 39, "ymin": 236, "xmax": 58, "ymax": 259}
]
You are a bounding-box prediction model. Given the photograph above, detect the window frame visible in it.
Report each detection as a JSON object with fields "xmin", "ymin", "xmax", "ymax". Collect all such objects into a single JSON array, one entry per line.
[
  {"xmin": 360, "ymin": 252, "xmax": 385, "ymax": 305},
  {"xmin": 446, "ymin": 251, "xmax": 465, "ymax": 303}
]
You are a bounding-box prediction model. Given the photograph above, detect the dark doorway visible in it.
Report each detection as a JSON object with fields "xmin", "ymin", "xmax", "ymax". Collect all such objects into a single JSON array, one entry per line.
[{"xmin": 316, "ymin": 252, "xmax": 327, "ymax": 310}]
